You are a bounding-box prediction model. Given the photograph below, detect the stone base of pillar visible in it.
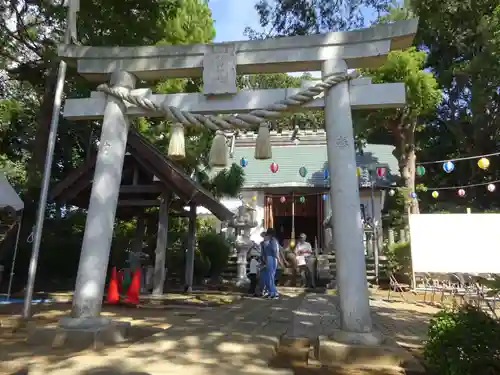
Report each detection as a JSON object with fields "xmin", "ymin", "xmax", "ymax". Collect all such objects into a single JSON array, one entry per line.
[
  {"xmin": 27, "ymin": 317, "xmax": 130, "ymax": 349},
  {"xmin": 316, "ymin": 332, "xmax": 425, "ymax": 373}
]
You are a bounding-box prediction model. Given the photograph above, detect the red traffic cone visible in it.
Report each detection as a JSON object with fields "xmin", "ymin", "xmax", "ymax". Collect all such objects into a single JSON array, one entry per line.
[
  {"xmin": 124, "ymin": 267, "xmax": 141, "ymax": 305},
  {"xmin": 106, "ymin": 267, "xmax": 119, "ymax": 304}
]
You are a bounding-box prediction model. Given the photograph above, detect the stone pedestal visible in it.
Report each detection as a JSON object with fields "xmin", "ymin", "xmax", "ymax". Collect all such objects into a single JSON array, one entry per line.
[
  {"xmin": 28, "ymin": 317, "xmax": 131, "ymax": 350},
  {"xmin": 235, "ymin": 246, "xmax": 250, "ymax": 287}
]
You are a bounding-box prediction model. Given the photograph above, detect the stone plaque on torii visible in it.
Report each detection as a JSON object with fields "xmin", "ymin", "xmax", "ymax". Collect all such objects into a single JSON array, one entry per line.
[{"xmin": 58, "ymin": 19, "xmax": 418, "ymax": 343}]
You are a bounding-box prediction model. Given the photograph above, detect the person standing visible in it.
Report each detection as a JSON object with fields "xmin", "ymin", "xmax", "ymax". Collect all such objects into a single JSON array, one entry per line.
[
  {"xmin": 295, "ymin": 233, "xmax": 315, "ymax": 288},
  {"xmin": 263, "ymin": 228, "xmax": 280, "ymax": 299},
  {"xmin": 258, "ymin": 231, "xmax": 268, "ymax": 296},
  {"xmin": 248, "ymin": 256, "xmax": 259, "ymax": 296}
]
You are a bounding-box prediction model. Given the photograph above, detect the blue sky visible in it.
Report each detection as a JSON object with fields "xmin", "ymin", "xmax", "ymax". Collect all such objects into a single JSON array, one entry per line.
[{"xmin": 209, "ymin": 0, "xmax": 262, "ymax": 42}]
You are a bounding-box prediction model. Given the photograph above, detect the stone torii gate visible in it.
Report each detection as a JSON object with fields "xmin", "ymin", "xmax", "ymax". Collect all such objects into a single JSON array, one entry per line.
[{"xmin": 59, "ymin": 19, "xmax": 417, "ymax": 343}]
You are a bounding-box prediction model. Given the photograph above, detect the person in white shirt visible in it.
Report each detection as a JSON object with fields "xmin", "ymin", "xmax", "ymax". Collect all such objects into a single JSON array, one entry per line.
[
  {"xmin": 248, "ymin": 256, "xmax": 259, "ymax": 296},
  {"xmin": 294, "ymin": 233, "xmax": 315, "ymax": 288}
]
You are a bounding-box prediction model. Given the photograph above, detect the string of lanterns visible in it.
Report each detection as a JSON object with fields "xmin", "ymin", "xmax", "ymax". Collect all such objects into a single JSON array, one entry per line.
[
  {"xmin": 239, "ymin": 157, "xmax": 388, "ymax": 179},
  {"xmin": 412, "ymin": 153, "xmax": 498, "ymax": 199},
  {"xmin": 388, "ymin": 179, "xmax": 500, "ymax": 200}
]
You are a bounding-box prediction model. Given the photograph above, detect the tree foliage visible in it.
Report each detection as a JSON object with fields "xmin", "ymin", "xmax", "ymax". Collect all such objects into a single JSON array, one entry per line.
[
  {"xmin": 244, "ymin": 0, "xmax": 391, "ymax": 38},
  {"xmin": 359, "ymin": 47, "xmax": 441, "ymax": 214}
]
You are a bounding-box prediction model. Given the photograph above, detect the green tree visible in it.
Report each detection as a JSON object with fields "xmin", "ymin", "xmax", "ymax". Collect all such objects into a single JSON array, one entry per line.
[
  {"xmin": 410, "ymin": 0, "xmax": 500, "ymax": 212},
  {"xmin": 244, "ymin": 0, "xmax": 391, "ymax": 38},
  {"xmin": 359, "ymin": 48, "xmax": 441, "ymax": 214}
]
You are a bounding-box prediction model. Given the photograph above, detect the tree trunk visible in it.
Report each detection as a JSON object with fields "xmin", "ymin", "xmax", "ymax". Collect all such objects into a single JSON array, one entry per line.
[
  {"xmin": 398, "ymin": 126, "xmax": 419, "ymax": 215},
  {"xmin": 392, "ymin": 113, "xmax": 419, "ymax": 216},
  {"xmin": 27, "ymin": 62, "xmax": 59, "ymax": 193}
]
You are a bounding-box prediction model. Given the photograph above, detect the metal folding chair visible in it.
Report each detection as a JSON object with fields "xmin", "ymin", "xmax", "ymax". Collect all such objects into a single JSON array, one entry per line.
[{"xmin": 387, "ymin": 271, "xmax": 410, "ymax": 302}]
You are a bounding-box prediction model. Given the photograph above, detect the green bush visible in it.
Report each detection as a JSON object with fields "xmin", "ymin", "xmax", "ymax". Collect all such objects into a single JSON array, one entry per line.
[
  {"xmin": 197, "ymin": 231, "xmax": 231, "ymax": 278},
  {"xmin": 384, "ymin": 241, "xmax": 412, "ymax": 276},
  {"xmin": 424, "ymin": 305, "xmax": 500, "ymax": 375}
]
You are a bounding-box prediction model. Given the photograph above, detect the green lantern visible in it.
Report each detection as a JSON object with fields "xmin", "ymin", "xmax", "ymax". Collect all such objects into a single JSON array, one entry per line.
[
  {"xmin": 299, "ymin": 196, "xmax": 305, "ymax": 203},
  {"xmin": 299, "ymin": 166, "xmax": 308, "ymax": 178},
  {"xmin": 416, "ymin": 165, "xmax": 426, "ymax": 177}
]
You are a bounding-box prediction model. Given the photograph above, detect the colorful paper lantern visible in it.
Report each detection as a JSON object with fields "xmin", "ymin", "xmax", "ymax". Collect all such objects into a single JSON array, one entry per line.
[
  {"xmin": 322, "ymin": 194, "xmax": 328, "ymax": 201},
  {"xmin": 443, "ymin": 161, "xmax": 455, "ymax": 173},
  {"xmin": 280, "ymin": 196, "xmax": 286, "ymax": 203},
  {"xmin": 299, "ymin": 196, "xmax": 305, "ymax": 203},
  {"xmin": 356, "ymin": 167, "xmax": 361, "ymax": 177},
  {"xmin": 487, "ymin": 183, "xmax": 496, "ymax": 192},
  {"xmin": 376, "ymin": 167, "xmax": 387, "ymax": 178},
  {"xmin": 478, "ymin": 157, "xmax": 490, "ymax": 170},
  {"xmin": 431, "ymin": 191, "xmax": 439, "ymax": 199},
  {"xmin": 458, "ymin": 189, "xmax": 466, "ymax": 197},
  {"xmin": 323, "ymin": 167, "xmax": 329, "ymax": 180},
  {"xmin": 416, "ymin": 165, "xmax": 426, "ymax": 177},
  {"xmin": 410, "ymin": 192, "xmax": 417, "ymax": 199},
  {"xmin": 252, "ymin": 195, "xmax": 257, "ymax": 201},
  {"xmin": 388, "ymin": 189, "xmax": 395, "ymax": 197},
  {"xmin": 270, "ymin": 162, "xmax": 279, "ymax": 173},
  {"xmin": 299, "ymin": 166, "xmax": 308, "ymax": 178},
  {"xmin": 239, "ymin": 157, "xmax": 248, "ymax": 167}
]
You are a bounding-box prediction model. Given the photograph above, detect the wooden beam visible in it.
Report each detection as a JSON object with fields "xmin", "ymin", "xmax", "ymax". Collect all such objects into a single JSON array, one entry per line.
[
  {"xmin": 119, "ymin": 184, "xmax": 164, "ymax": 194},
  {"xmin": 64, "ymin": 82, "xmax": 406, "ymax": 120},
  {"xmin": 117, "ymin": 199, "xmax": 160, "ymax": 207}
]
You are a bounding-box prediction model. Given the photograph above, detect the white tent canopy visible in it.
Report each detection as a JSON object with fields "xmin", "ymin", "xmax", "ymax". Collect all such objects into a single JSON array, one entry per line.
[
  {"xmin": 184, "ymin": 198, "xmax": 242, "ymax": 216},
  {"xmin": 0, "ymin": 173, "xmax": 24, "ymax": 212}
]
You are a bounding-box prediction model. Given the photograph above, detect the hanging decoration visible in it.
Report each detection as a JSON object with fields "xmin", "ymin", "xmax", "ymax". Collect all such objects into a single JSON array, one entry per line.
[
  {"xmin": 239, "ymin": 157, "xmax": 248, "ymax": 167},
  {"xmin": 356, "ymin": 167, "xmax": 361, "ymax": 177},
  {"xmin": 270, "ymin": 162, "xmax": 279, "ymax": 173},
  {"xmin": 443, "ymin": 161, "xmax": 455, "ymax": 173},
  {"xmin": 322, "ymin": 194, "xmax": 328, "ymax": 201},
  {"xmin": 488, "ymin": 183, "xmax": 496, "ymax": 192},
  {"xmin": 376, "ymin": 167, "xmax": 387, "ymax": 178},
  {"xmin": 299, "ymin": 196, "xmax": 305, "ymax": 203},
  {"xmin": 477, "ymin": 157, "xmax": 490, "ymax": 170},
  {"xmin": 280, "ymin": 196, "xmax": 286, "ymax": 203},
  {"xmin": 388, "ymin": 189, "xmax": 395, "ymax": 197},
  {"xmin": 416, "ymin": 165, "xmax": 426, "ymax": 177},
  {"xmin": 299, "ymin": 166, "xmax": 308, "ymax": 178},
  {"xmin": 457, "ymin": 189, "xmax": 466, "ymax": 197},
  {"xmin": 410, "ymin": 192, "xmax": 417, "ymax": 199},
  {"xmin": 323, "ymin": 167, "xmax": 329, "ymax": 180},
  {"xmin": 431, "ymin": 191, "xmax": 439, "ymax": 199},
  {"xmin": 267, "ymin": 197, "xmax": 273, "ymax": 204},
  {"xmin": 252, "ymin": 195, "xmax": 257, "ymax": 201}
]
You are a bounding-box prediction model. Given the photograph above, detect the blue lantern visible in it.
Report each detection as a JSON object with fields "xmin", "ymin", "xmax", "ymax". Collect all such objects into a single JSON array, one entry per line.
[
  {"xmin": 322, "ymin": 194, "xmax": 328, "ymax": 201},
  {"xmin": 443, "ymin": 161, "xmax": 454, "ymax": 173},
  {"xmin": 240, "ymin": 157, "xmax": 248, "ymax": 167},
  {"xmin": 410, "ymin": 192, "xmax": 417, "ymax": 199},
  {"xmin": 323, "ymin": 167, "xmax": 329, "ymax": 180}
]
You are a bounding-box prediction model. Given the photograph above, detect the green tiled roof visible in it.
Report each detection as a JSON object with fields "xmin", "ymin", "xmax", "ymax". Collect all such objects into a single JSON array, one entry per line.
[{"xmin": 224, "ymin": 143, "xmax": 399, "ymax": 189}]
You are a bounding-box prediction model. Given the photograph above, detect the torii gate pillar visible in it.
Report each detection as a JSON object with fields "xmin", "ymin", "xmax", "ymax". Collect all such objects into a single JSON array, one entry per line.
[{"xmin": 323, "ymin": 60, "xmax": 376, "ymax": 342}]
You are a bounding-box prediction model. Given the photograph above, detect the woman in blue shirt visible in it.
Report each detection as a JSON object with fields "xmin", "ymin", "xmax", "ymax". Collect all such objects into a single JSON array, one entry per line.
[{"xmin": 263, "ymin": 228, "xmax": 280, "ymax": 299}]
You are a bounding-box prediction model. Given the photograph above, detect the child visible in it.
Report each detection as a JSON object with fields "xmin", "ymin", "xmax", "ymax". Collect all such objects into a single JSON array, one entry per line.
[{"xmin": 248, "ymin": 256, "xmax": 259, "ymax": 296}]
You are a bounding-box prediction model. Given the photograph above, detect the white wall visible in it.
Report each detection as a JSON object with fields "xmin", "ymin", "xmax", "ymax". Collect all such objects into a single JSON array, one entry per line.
[{"xmin": 410, "ymin": 213, "xmax": 500, "ymax": 274}]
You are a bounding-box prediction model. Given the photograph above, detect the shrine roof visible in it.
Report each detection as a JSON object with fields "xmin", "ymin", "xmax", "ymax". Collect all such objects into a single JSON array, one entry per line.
[
  {"xmin": 223, "ymin": 131, "xmax": 398, "ymax": 189},
  {"xmin": 50, "ymin": 130, "xmax": 234, "ymax": 221}
]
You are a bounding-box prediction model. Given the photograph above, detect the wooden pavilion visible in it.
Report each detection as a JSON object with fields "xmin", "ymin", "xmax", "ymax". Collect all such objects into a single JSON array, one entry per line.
[{"xmin": 50, "ymin": 129, "xmax": 234, "ymax": 293}]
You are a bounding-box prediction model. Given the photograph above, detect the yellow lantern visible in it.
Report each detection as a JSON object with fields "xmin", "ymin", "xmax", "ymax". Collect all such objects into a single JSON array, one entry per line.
[
  {"xmin": 251, "ymin": 195, "xmax": 257, "ymax": 201},
  {"xmin": 478, "ymin": 157, "xmax": 490, "ymax": 170},
  {"xmin": 356, "ymin": 167, "xmax": 361, "ymax": 177},
  {"xmin": 431, "ymin": 191, "xmax": 439, "ymax": 199}
]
